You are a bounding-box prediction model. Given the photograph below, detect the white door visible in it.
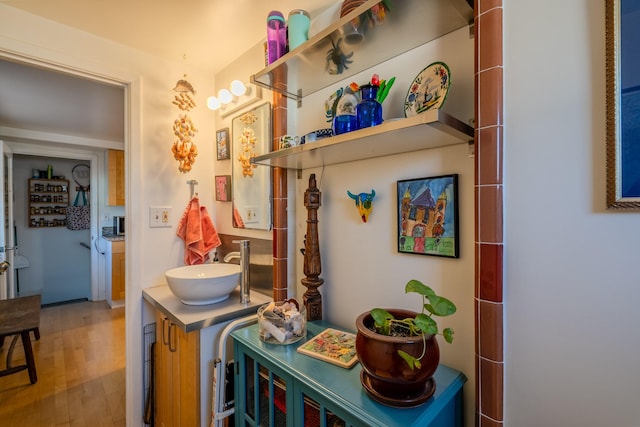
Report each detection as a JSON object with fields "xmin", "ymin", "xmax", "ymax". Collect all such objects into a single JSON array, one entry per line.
[{"xmin": 0, "ymin": 140, "xmax": 16, "ymax": 299}]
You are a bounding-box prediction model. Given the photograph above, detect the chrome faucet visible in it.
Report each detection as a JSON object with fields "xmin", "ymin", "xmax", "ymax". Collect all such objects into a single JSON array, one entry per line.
[
  {"xmin": 225, "ymin": 240, "xmax": 250, "ymax": 304},
  {"xmin": 223, "ymin": 252, "xmax": 241, "ymax": 263}
]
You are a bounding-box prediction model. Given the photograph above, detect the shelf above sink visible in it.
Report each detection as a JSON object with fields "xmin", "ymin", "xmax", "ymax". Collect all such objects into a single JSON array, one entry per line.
[
  {"xmin": 251, "ymin": 0, "xmax": 474, "ymax": 103},
  {"xmin": 251, "ymin": 109, "xmax": 473, "ymax": 170}
]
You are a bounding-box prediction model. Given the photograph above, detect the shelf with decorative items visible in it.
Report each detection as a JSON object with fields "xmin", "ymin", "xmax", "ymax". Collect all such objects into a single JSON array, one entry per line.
[
  {"xmin": 250, "ymin": 0, "xmax": 474, "ymax": 172},
  {"xmin": 250, "ymin": 0, "xmax": 473, "ymax": 104},
  {"xmin": 28, "ymin": 178, "xmax": 70, "ymax": 228},
  {"xmin": 252, "ymin": 108, "xmax": 473, "ymax": 171}
]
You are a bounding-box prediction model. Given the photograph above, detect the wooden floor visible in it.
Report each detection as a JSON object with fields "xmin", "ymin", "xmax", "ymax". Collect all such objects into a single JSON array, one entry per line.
[{"xmin": 0, "ymin": 300, "xmax": 126, "ymax": 427}]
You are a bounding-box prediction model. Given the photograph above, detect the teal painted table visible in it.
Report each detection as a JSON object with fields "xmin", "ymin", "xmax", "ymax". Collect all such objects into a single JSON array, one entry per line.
[{"xmin": 232, "ymin": 321, "xmax": 466, "ymax": 427}]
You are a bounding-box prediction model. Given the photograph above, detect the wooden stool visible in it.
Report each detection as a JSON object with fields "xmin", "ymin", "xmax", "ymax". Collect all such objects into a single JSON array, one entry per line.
[{"xmin": 0, "ymin": 294, "xmax": 41, "ymax": 384}]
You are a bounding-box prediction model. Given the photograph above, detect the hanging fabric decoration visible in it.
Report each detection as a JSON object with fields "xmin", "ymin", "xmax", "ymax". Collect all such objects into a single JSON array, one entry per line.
[
  {"xmin": 66, "ymin": 164, "xmax": 91, "ymax": 230},
  {"xmin": 171, "ymin": 75, "xmax": 198, "ymax": 173}
]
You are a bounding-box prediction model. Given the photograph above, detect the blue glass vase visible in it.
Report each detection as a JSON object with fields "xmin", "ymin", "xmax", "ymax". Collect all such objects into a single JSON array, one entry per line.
[
  {"xmin": 356, "ymin": 84, "xmax": 383, "ymax": 129},
  {"xmin": 333, "ymin": 114, "xmax": 358, "ymax": 135}
]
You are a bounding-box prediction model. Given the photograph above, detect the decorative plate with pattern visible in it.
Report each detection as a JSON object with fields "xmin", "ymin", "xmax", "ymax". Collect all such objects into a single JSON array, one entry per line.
[{"xmin": 404, "ymin": 61, "xmax": 451, "ymax": 117}]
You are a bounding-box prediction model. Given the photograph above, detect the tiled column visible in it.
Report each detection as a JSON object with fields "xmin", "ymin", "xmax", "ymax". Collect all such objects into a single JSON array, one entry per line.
[
  {"xmin": 271, "ymin": 66, "xmax": 289, "ymax": 302},
  {"xmin": 475, "ymin": 1, "xmax": 504, "ymax": 426}
]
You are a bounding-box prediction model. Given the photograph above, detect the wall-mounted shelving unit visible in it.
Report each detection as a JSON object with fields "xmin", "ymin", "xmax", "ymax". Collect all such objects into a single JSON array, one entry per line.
[
  {"xmin": 252, "ymin": 109, "xmax": 473, "ymax": 170},
  {"xmin": 251, "ymin": 0, "xmax": 474, "ymax": 103},
  {"xmin": 249, "ymin": 0, "xmax": 474, "ymax": 171},
  {"xmin": 28, "ymin": 178, "xmax": 69, "ymax": 228}
]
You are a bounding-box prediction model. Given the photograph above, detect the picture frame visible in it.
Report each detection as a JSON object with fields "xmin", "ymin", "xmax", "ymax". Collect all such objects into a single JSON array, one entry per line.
[
  {"xmin": 397, "ymin": 174, "xmax": 459, "ymax": 258},
  {"xmin": 216, "ymin": 127, "xmax": 230, "ymax": 160},
  {"xmin": 605, "ymin": 0, "xmax": 640, "ymax": 209},
  {"xmin": 215, "ymin": 175, "xmax": 231, "ymax": 202}
]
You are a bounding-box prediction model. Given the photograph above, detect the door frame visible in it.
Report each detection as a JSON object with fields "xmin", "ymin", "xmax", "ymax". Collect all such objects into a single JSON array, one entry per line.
[
  {"xmin": 7, "ymin": 144, "xmax": 100, "ymax": 300},
  {"xmin": 0, "ymin": 44, "xmax": 142, "ymax": 426},
  {"xmin": 0, "ymin": 140, "xmax": 15, "ymax": 299}
]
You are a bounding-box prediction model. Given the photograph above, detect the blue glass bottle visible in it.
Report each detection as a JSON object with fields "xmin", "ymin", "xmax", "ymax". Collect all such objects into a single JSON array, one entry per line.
[{"xmin": 356, "ymin": 84, "xmax": 383, "ymax": 129}]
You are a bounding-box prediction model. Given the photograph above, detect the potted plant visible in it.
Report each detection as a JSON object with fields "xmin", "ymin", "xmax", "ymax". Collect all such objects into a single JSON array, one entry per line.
[{"xmin": 355, "ymin": 279, "xmax": 456, "ymax": 407}]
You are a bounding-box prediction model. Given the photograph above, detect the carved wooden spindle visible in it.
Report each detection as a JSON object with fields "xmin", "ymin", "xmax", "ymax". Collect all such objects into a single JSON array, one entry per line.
[{"xmin": 302, "ymin": 173, "xmax": 324, "ymax": 320}]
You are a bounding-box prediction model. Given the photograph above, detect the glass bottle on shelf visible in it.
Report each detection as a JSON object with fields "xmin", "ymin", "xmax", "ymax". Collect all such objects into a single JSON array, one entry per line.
[
  {"xmin": 356, "ymin": 84, "xmax": 382, "ymax": 129},
  {"xmin": 267, "ymin": 11, "xmax": 287, "ymax": 64}
]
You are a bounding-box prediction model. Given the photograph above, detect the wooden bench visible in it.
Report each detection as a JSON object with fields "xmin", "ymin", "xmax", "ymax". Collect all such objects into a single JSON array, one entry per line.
[{"xmin": 0, "ymin": 294, "xmax": 41, "ymax": 384}]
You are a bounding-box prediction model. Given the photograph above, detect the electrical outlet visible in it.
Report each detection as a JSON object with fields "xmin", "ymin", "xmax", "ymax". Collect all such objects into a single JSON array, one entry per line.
[
  {"xmin": 245, "ymin": 206, "xmax": 258, "ymax": 224},
  {"xmin": 150, "ymin": 206, "xmax": 172, "ymax": 228}
]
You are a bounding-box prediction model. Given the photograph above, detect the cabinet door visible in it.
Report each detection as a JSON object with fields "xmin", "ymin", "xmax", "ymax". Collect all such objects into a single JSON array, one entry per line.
[
  {"xmin": 295, "ymin": 383, "xmax": 353, "ymax": 427},
  {"xmin": 154, "ymin": 310, "xmax": 200, "ymax": 427},
  {"xmin": 174, "ymin": 323, "xmax": 200, "ymax": 426},
  {"xmin": 107, "ymin": 149, "xmax": 125, "ymax": 206},
  {"xmin": 155, "ymin": 311, "xmax": 173, "ymax": 427},
  {"xmin": 234, "ymin": 345, "xmax": 292, "ymax": 427},
  {"xmin": 111, "ymin": 251, "xmax": 125, "ymax": 300}
]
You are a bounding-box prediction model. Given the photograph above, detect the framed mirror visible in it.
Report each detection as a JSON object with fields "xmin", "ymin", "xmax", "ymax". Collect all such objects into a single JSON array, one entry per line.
[
  {"xmin": 231, "ymin": 102, "xmax": 272, "ymax": 229},
  {"xmin": 606, "ymin": 0, "xmax": 640, "ymax": 209}
]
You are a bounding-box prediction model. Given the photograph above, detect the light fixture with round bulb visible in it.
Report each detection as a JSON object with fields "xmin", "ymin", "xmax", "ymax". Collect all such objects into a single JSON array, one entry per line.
[
  {"xmin": 207, "ymin": 96, "xmax": 221, "ymax": 111},
  {"xmin": 218, "ymin": 89, "xmax": 233, "ymax": 104},
  {"xmin": 230, "ymin": 80, "xmax": 248, "ymax": 96}
]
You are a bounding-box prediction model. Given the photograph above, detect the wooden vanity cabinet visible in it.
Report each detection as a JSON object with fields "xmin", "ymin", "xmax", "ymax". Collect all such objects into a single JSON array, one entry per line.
[{"xmin": 154, "ymin": 309, "xmax": 201, "ymax": 427}]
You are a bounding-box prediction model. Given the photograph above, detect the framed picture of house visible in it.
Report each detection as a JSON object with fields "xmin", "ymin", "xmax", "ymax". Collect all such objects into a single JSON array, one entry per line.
[
  {"xmin": 215, "ymin": 175, "xmax": 231, "ymax": 202},
  {"xmin": 397, "ymin": 174, "xmax": 459, "ymax": 258},
  {"xmin": 216, "ymin": 127, "xmax": 230, "ymax": 160}
]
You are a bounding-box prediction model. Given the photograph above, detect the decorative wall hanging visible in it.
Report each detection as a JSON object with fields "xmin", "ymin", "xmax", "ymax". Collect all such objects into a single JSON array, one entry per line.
[
  {"xmin": 347, "ymin": 189, "xmax": 375, "ymax": 223},
  {"xmin": 216, "ymin": 128, "xmax": 230, "ymax": 160},
  {"xmin": 397, "ymin": 174, "xmax": 459, "ymax": 258},
  {"xmin": 171, "ymin": 76, "xmax": 198, "ymax": 173},
  {"xmin": 404, "ymin": 62, "xmax": 451, "ymax": 117},
  {"xmin": 215, "ymin": 175, "xmax": 231, "ymax": 202}
]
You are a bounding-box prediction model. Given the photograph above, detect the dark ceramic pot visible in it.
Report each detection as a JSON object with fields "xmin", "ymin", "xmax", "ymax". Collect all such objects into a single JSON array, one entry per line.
[{"xmin": 355, "ymin": 309, "xmax": 440, "ymax": 407}]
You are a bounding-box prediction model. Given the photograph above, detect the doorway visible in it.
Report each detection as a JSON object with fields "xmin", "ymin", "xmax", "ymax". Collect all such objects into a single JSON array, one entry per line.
[
  {"xmin": 0, "ymin": 49, "xmax": 138, "ymax": 425},
  {"xmin": 13, "ymin": 155, "xmax": 92, "ymax": 304}
]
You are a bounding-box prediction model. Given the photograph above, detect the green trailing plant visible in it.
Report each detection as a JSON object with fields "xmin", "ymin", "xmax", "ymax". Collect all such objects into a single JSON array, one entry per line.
[{"xmin": 370, "ymin": 279, "xmax": 456, "ymax": 370}]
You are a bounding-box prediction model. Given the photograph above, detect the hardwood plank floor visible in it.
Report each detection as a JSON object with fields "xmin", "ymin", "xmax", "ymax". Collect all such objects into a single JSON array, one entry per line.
[{"xmin": 0, "ymin": 300, "xmax": 125, "ymax": 427}]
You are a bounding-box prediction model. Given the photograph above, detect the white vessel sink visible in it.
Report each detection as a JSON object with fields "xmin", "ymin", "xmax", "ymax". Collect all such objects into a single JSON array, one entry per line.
[{"xmin": 165, "ymin": 263, "xmax": 241, "ymax": 305}]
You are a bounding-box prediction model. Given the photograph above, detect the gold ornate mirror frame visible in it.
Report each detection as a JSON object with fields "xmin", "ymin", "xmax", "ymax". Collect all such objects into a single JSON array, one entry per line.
[{"xmin": 606, "ymin": 0, "xmax": 640, "ymax": 209}]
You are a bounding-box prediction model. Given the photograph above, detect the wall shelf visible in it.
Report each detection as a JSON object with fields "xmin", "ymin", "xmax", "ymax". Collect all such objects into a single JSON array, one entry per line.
[
  {"xmin": 251, "ymin": 0, "xmax": 474, "ymax": 103},
  {"xmin": 28, "ymin": 178, "xmax": 69, "ymax": 228},
  {"xmin": 251, "ymin": 109, "xmax": 473, "ymax": 170}
]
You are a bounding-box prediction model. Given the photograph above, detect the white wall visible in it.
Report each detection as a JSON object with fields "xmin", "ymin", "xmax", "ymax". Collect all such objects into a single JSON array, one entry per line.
[
  {"xmin": 292, "ymin": 26, "xmax": 477, "ymax": 424},
  {"xmin": 0, "ymin": 5, "xmax": 219, "ymax": 424},
  {"xmin": 504, "ymin": 1, "xmax": 640, "ymax": 426}
]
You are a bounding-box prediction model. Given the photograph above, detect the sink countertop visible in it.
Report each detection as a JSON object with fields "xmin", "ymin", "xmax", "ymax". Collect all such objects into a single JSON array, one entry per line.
[{"xmin": 143, "ymin": 284, "xmax": 271, "ymax": 332}]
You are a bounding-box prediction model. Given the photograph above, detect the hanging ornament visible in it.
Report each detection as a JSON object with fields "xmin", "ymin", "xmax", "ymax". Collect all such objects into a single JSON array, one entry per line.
[{"xmin": 171, "ymin": 75, "xmax": 198, "ymax": 173}]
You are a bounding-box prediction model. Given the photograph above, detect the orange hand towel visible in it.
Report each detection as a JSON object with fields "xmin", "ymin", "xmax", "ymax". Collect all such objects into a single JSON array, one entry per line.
[
  {"xmin": 176, "ymin": 197, "xmax": 221, "ymax": 265},
  {"xmin": 233, "ymin": 205, "xmax": 246, "ymax": 228}
]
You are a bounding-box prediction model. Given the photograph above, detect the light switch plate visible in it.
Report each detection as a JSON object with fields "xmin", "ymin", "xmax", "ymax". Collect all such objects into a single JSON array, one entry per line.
[{"xmin": 150, "ymin": 206, "xmax": 172, "ymax": 228}]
